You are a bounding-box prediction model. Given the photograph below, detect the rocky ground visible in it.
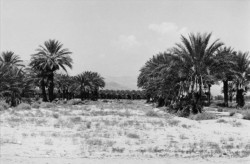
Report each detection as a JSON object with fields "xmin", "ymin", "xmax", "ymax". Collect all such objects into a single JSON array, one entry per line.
[{"xmin": 1, "ymin": 100, "xmax": 250, "ymax": 164}]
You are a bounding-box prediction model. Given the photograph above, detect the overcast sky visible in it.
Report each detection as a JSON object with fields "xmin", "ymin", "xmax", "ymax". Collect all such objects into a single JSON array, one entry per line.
[{"xmin": 1, "ymin": 0, "xmax": 250, "ymax": 80}]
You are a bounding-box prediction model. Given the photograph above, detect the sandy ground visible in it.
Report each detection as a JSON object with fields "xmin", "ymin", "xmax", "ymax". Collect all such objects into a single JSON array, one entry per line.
[
  {"xmin": 1, "ymin": 156, "xmax": 250, "ymax": 164},
  {"xmin": 1, "ymin": 100, "xmax": 250, "ymax": 164}
]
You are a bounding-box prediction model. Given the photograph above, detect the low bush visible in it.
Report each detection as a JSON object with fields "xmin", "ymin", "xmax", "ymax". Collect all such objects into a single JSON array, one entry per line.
[
  {"xmin": 67, "ymin": 99, "xmax": 84, "ymax": 105},
  {"xmin": 229, "ymin": 111, "xmax": 236, "ymax": 116},
  {"xmin": 70, "ymin": 116, "xmax": 82, "ymax": 123},
  {"xmin": 189, "ymin": 112, "xmax": 216, "ymax": 120},
  {"xmin": 242, "ymin": 111, "xmax": 250, "ymax": 120},
  {"xmin": 16, "ymin": 103, "xmax": 31, "ymax": 110},
  {"xmin": 167, "ymin": 119, "xmax": 180, "ymax": 126},
  {"xmin": 127, "ymin": 133, "xmax": 140, "ymax": 139},
  {"xmin": 21, "ymin": 98, "xmax": 33, "ymax": 104},
  {"xmin": 40, "ymin": 102, "xmax": 56, "ymax": 108},
  {"xmin": 242, "ymin": 104, "xmax": 250, "ymax": 110},
  {"xmin": 0, "ymin": 101, "xmax": 9, "ymax": 111},
  {"xmin": 53, "ymin": 113, "xmax": 59, "ymax": 119},
  {"xmin": 31, "ymin": 102, "xmax": 40, "ymax": 109},
  {"xmin": 217, "ymin": 118, "xmax": 228, "ymax": 123},
  {"xmin": 217, "ymin": 108, "xmax": 223, "ymax": 112},
  {"xmin": 146, "ymin": 110, "xmax": 159, "ymax": 117}
]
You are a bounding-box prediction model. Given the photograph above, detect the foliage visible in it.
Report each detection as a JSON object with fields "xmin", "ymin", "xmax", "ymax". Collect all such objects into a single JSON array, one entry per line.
[
  {"xmin": 40, "ymin": 102, "xmax": 56, "ymax": 108},
  {"xmin": 242, "ymin": 111, "xmax": 250, "ymax": 120},
  {"xmin": 30, "ymin": 39, "xmax": 73, "ymax": 102},
  {"xmin": 0, "ymin": 101, "xmax": 10, "ymax": 111},
  {"xmin": 138, "ymin": 32, "xmax": 250, "ymax": 115},
  {"xmin": 31, "ymin": 102, "xmax": 40, "ymax": 109},
  {"xmin": 16, "ymin": 103, "xmax": 31, "ymax": 110},
  {"xmin": 67, "ymin": 99, "xmax": 84, "ymax": 105},
  {"xmin": 145, "ymin": 110, "xmax": 159, "ymax": 117},
  {"xmin": 189, "ymin": 112, "xmax": 216, "ymax": 120}
]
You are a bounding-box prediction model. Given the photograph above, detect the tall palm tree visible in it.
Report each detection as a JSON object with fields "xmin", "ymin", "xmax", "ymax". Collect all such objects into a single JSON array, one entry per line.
[
  {"xmin": 0, "ymin": 51, "xmax": 24, "ymax": 69},
  {"xmin": 88, "ymin": 72, "xmax": 105, "ymax": 100},
  {"xmin": 75, "ymin": 71, "xmax": 105, "ymax": 100},
  {"xmin": 212, "ymin": 47, "xmax": 236, "ymax": 107},
  {"xmin": 234, "ymin": 51, "xmax": 250, "ymax": 107},
  {"xmin": 171, "ymin": 32, "xmax": 223, "ymax": 113},
  {"xmin": 30, "ymin": 39, "xmax": 73, "ymax": 102},
  {"xmin": 75, "ymin": 71, "xmax": 92, "ymax": 100},
  {"xmin": 0, "ymin": 51, "xmax": 27, "ymax": 106}
]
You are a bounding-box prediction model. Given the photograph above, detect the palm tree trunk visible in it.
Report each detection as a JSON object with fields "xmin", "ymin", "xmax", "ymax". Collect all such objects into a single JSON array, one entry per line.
[
  {"xmin": 41, "ymin": 77, "xmax": 48, "ymax": 102},
  {"xmin": 236, "ymin": 88, "xmax": 245, "ymax": 107},
  {"xmin": 80, "ymin": 85, "xmax": 84, "ymax": 101},
  {"xmin": 223, "ymin": 80, "xmax": 229, "ymax": 107},
  {"xmin": 48, "ymin": 73, "xmax": 54, "ymax": 102},
  {"xmin": 208, "ymin": 84, "xmax": 211, "ymax": 105}
]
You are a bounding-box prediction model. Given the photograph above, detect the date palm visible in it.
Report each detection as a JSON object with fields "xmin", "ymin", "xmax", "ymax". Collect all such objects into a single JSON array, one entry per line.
[
  {"xmin": 212, "ymin": 47, "xmax": 236, "ymax": 107},
  {"xmin": 75, "ymin": 71, "xmax": 92, "ymax": 100},
  {"xmin": 0, "ymin": 51, "xmax": 24, "ymax": 69},
  {"xmin": 0, "ymin": 51, "xmax": 26, "ymax": 106},
  {"xmin": 88, "ymin": 72, "xmax": 105, "ymax": 100},
  {"xmin": 75, "ymin": 71, "xmax": 105, "ymax": 100},
  {"xmin": 30, "ymin": 39, "xmax": 73, "ymax": 102},
  {"xmin": 234, "ymin": 51, "xmax": 250, "ymax": 107},
  {"xmin": 171, "ymin": 32, "xmax": 223, "ymax": 113}
]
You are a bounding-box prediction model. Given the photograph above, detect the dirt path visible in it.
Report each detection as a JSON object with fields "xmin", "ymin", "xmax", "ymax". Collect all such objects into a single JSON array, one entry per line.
[{"xmin": 1, "ymin": 156, "xmax": 250, "ymax": 164}]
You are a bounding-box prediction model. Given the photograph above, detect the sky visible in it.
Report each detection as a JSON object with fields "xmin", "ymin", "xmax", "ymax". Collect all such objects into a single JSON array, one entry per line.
[{"xmin": 1, "ymin": 0, "xmax": 250, "ymax": 94}]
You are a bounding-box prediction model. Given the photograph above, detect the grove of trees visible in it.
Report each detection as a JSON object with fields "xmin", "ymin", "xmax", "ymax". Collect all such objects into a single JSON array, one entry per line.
[
  {"xmin": 138, "ymin": 32, "xmax": 250, "ymax": 115},
  {"xmin": 0, "ymin": 40, "xmax": 107, "ymax": 106}
]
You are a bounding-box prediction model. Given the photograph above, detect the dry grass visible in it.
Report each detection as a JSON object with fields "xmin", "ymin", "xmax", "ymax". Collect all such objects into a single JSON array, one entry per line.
[{"xmin": 1, "ymin": 99, "xmax": 250, "ymax": 159}]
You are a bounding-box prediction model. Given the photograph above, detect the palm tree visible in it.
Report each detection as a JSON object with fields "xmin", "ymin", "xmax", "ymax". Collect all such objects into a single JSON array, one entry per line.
[
  {"xmin": 0, "ymin": 51, "xmax": 24, "ymax": 69},
  {"xmin": 75, "ymin": 71, "xmax": 92, "ymax": 100},
  {"xmin": 171, "ymin": 32, "xmax": 223, "ymax": 113},
  {"xmin": 30, "ymin": 39, "xmax": 73, "ymax": 102},
  {"xmin": 75, "ymin": 71, "xmax": 105, "ymax": 101},
  {"xmin": 212, "ymin": 47, "xmax": 236, "ymax": 107},
  {"xmin": 234, "ymin": 51, "xmax": 250, "ymax": 107},
  {"xmin": 88, "ymin": 72, "xmax": 105, "ymax": 100},
  {"xmin": 0, "ymin": 51, "xmax": 27, "ymax": 106}
]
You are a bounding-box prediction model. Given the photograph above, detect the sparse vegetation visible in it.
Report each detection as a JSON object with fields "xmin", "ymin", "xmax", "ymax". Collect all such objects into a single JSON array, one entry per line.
[
  {"xmin": 0, "ymin": 101, "xmax": 9, "ymax": 111},
  {"xmin": 31, "ymin": 102, "xmax": 40, "ymax": 109},
  {"xmin": 242, "ymin": 111, "xmax": 250, "ymax": 120},
  {"xmin": 127, "ymin": 133, "xmax": 140, "ymax": 139},
  {"xmin": 2, "ymin": 100, "xmax": 250, "ymax": 160},
  {"xmin": 189, "ymin": 112, "xmax": 216, "ymax": 121},
  {"xmin": 145, "ymin": 110, "xmax": 159, "ymax": 117},
  {"xmin": 167, "ymin": 119, "xmax": 180, "ymax": 126},
  {"xmin": 40, "ymin": 102, "xmax": 55, "ymax": 108},
  {"xmin": 67, "ymin": 99, "xmax": 84, "ymax": 105},
  {"xmin": 16, "ymin": 103, "xmax": 31, "ymax": 110},
  {"xmin": 217, "ymin": 118, "xmax": 228, "ymax": 123}
]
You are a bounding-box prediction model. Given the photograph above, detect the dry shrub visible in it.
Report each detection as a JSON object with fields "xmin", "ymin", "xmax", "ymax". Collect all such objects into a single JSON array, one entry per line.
[
  {"xmin": 189, "ymin": 112, "xmax": 216, "ymax": 120},
  {"xmin": 67, "ymin": 99, "xmax": 84, "ymax": 105},
  {"xmin": 242, "ymin": 111, "xmax": 250, "ymax": 120},
  {"xmin": 40, "ymin": 102, "xmax": 55, "ymax": 108},
  {"xmin": 146, "ymin": 110, "xmax": 159, "ymax": 117},
  {"xmin": 127, "ymin": 133, "xmax": 140, "ymax": 139},
  {"xmin": 31, "ymin": 102, "xmax": 40, "ymax": 109},
  {"xmin": 52, "ymin": 113, "xmax": 59, "ymax": 119},
  {"xmin": 70, "ymin": 116, "xmax": 82, "ymax": 123},
  {"xmin": 217, "ymin": 118, "xmax": 228, "ymax": 123},
  {"xmin": 0, "ymin": 101, "xmax": 9, "ymax": 111},
  {"xmin": 167, "ymin": 119, "xmax": 180, "ymax": 126},
  {"xmin": 16, "ymin": 103, "xmax": 31, "ymax": 110}
]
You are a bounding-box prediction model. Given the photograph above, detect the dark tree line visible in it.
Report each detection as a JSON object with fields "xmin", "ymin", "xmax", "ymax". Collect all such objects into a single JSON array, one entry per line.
[{"xmin": 138, "ymin": 32, "xmax": 250, "ymax": 115}]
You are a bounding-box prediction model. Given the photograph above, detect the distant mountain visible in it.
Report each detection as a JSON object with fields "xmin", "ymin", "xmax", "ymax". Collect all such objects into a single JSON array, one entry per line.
[
  {"xmin": 104, "ymin": 81, "xmax": 131, "ymax": 90},
  {"xmin": 103, "ymin": 75, "xmax": 139, "ymax": 90}
]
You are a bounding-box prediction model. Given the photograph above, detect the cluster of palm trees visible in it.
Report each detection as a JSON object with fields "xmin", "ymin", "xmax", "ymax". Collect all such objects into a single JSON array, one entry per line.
[
  {"xmin": 0, "ymin": 39, "xmax": 106, "ymax": 106},
  {"xmin": 138, "ymin": 32, "xmax": 250, "ymax": 114}
]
